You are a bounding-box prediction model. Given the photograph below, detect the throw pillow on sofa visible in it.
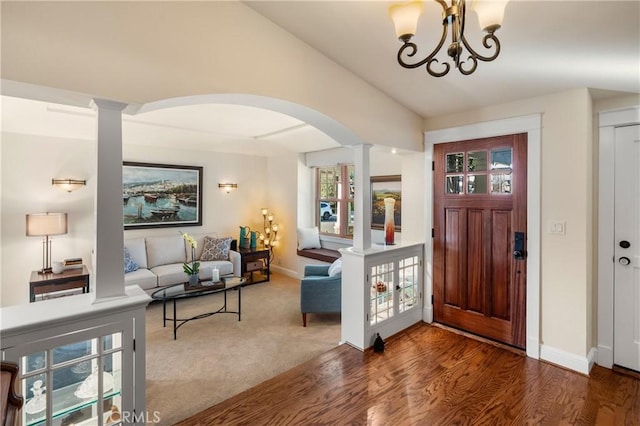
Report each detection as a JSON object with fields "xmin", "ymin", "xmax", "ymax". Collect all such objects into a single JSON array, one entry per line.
[
  {"xmin": 201, "ymin": 236, "xmax": 232, "ymax": 261},
  {"xmin": 124, "ymin": 247, "xmax": 139, "ymax": 273}
]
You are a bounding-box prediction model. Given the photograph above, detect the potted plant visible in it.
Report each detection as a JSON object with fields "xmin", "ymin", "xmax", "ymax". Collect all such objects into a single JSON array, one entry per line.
[{"xmin": 181, "ymin": 232, "xmax": 200, "ymax": 285}]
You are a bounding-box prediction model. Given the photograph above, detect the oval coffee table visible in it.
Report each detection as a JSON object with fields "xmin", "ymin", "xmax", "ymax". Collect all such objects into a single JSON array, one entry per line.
[{"xmin": 151, "ymin": 276, "xmax": 246, "ymax": 339}]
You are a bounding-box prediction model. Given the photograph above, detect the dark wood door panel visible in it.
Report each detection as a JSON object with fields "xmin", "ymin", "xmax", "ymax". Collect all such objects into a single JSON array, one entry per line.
[
  {"xmin": 444, "ymin": 208, "xmax": 463, "ymax": 309},
  {"xmin": 466, "ymin": 209, "xmax": 484, "ymax": 313},
  {"xmin": 490, "ymin": 210, "xmax": 512, "ymax": 320},
  {"xmin": 440, "ymin": 305, "xmax": 512, "ymax": 344},
  {"xmin": 434, "ymin": 133, "xmax": 527, "ymax": 349}
]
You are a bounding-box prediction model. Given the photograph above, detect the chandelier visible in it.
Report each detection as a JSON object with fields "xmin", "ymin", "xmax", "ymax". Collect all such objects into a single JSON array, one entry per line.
[{"xmin": 389, "ymin": 0, "xmax": 509, "ymax": 77}]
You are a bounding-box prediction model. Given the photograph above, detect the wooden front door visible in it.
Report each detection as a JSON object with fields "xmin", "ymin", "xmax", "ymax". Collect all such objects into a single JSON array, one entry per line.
[{"xmin": 433, "ymin": 134, "xmax": 527, "ymax": 349}]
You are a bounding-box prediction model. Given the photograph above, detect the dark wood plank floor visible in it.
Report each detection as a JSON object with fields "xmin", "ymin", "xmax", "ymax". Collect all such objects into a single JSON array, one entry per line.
[{"xmin": 177, "ymin": 323, "xmax": 639, "ymax": 425}]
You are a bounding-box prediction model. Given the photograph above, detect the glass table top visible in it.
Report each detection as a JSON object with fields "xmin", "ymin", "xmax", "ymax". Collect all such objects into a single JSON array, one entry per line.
[{"xmin": 151, "ymin": 276, "xmax": 246, "ymax": 301}]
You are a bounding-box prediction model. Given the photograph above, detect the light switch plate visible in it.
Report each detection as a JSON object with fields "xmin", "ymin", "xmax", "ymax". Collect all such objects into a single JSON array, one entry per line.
[{"xmin": 549, "ymin": 221, "xmax": 566, "ymax": 235}]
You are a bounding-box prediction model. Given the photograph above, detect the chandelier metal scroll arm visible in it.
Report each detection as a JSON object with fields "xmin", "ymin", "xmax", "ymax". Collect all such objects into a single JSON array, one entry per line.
[
  {"xmin": 397, "ymin": 13, "xmax": 451, "ymax": 77},
  {"xmin": 457, "ymin": 32, "xmax": 501, "ymax": 75}
]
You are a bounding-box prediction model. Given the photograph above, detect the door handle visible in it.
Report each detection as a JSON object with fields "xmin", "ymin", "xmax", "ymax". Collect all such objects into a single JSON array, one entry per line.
[
  {"xmin": 619, "ymin": 257, "xmax": 631, "ymax": 266},
  {"xmin": 514, "ymin": 232, "xmax": 526, "ymax": 260}
]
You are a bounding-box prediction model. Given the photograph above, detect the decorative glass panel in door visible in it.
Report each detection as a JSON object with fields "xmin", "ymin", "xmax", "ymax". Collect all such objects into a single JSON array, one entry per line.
[
  {"xmin": 20, "ymin": 332, "xmax": 123, "ymax": 426},
  {"xmin": 370, "ymin": 262, "xmax": 395, "ymax": 325},
  {"xmin": 398, "ymin": 256, "xmax": 420, "ymax": 313}
]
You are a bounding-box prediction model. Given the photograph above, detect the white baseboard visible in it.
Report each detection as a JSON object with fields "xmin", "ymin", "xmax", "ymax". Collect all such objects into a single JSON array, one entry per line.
[
  {"xmin": 526, "ymin": 337, "xmax": 540, "ymax": 359},
  {"xmin": 540, "ymin": 344, "xmax": 597, "ymax": 375},
  {"xmin": 587, "ymin": 347, "xmax": 597, "ymax": 372},
  {"xmin": 270, "ymin": 264, "xmax": 297, "ymax": 279},
  {"xmin": 596, "ymin": 344, "xmax": 613, "ymax": 368},
  {"xmin": 423, "ymin": 305, "xmax": 433, "ymax": 323}
]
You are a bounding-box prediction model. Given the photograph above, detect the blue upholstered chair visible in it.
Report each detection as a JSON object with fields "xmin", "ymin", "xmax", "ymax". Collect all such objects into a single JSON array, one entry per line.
[{"xmin": 300, "ymin": 264, "xmax": 341, "ymax": 327}]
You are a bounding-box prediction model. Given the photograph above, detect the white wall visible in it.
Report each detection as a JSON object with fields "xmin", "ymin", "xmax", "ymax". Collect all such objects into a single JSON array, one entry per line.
[
  {"xmin": 370, "ymin": 148, "xmax": 403, "ymax": 176},
  {"xmin": 0, "ymin": 133, "xmax": 272, "ymax": 306},
  {"xmin": 266, "ymin": 152, "xmax": 299, "ymax": 276},
  {"xmin": 1, "ymin": 133, "xmax": 96, "ymax": 305},
  {"xmin": 296, "ymin": 154, "xmax": 314, "ymax": 230},
  {"xmin": 401, "ymin": 153, "xmax": 426, "ymax": 245}
]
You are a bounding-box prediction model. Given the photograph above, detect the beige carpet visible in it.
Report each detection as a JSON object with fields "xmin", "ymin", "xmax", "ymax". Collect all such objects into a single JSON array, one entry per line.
[{"xmin": 145, "ymin": 273, "xmax": 341, "ymax": 425}]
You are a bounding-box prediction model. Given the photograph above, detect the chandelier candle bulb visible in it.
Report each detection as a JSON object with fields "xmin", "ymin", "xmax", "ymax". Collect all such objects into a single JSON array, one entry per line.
[
  {"xmin": 389, "ymin": 1, "xmax": 424, "ymax": 41},
  {"xmin": 472, "ymin": 0, "xmax": 509, "ymax": 32}
]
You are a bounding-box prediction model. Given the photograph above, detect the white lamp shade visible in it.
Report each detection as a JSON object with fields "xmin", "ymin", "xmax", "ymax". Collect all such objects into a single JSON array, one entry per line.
[
  {"xmin": 389, "ymin": 1, "xmax": 424, "ymax": 40},
  {"xmin": 26, "ymin": 213, "xmax": 68, "ymax": 236},
  {"xmin": 472, "ymin": 0, "xmax": 509, "ymax": 32}
]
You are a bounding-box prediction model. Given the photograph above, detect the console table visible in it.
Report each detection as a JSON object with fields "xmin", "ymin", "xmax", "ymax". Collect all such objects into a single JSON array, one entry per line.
[
  {"xmin": 29, "ymin": 266, "xmax": 90, "ymax": 302},
  {"xmin": 238, "ymin": 248, "xmax": 270, "ymax": 284}
]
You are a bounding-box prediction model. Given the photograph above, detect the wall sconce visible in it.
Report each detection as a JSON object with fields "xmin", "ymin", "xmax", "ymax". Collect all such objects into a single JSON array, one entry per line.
[
  {"xmin": 52, "ymin": 178, "xmax": 86, "ymax": 192},
  {"xmin": 26, "ymin": 212, "xmax": 68, "ymax": 273},
  {"xmin": 218, "ymin": 183, "xmax": 237, "ymax": 193},
  {"xmin": 261, "ymin": 208, "xmax": 278, "ymax": 260}
]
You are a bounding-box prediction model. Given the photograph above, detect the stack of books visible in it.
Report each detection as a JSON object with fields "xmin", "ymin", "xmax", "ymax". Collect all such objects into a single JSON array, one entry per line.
[{"xmin": 63, "ymin": 258, "xmax": 83, "ymax": 270}]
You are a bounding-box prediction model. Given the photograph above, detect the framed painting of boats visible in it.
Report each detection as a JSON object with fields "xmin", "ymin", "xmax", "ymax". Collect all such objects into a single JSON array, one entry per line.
[{"xmin": 123, "ymin": 162, "xmax": 203, "ymax": 229}]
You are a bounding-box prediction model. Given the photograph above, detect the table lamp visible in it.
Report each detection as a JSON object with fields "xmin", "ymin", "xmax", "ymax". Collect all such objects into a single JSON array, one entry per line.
[{"xmin": 26, "ymin": 212, "xmax": 68, "ymax": 274}]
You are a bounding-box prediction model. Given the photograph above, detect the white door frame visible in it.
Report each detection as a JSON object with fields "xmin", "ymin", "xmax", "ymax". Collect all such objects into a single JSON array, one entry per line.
[
  {"xmin": 424, "ymin": 114, "xmax": 542, "ymax": 360},
  {"xmin": 597, "ymin": 106, "xmax": 640, "ymax": 368}
]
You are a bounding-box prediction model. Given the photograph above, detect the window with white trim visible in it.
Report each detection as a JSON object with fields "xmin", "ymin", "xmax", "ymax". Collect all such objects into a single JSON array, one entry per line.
[{"xmin": 316, "ymin": 165, "xmax": 355, "ymax": 238}]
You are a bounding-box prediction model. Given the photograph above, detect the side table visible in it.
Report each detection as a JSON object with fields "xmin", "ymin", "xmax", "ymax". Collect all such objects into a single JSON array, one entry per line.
[
  {"xmin": 238, "ymin": 248, "xmax": 270, "ymax": 284},
  {"xmin": 29, "ymin": 266, "xmax": 90, "ymax": 302}
]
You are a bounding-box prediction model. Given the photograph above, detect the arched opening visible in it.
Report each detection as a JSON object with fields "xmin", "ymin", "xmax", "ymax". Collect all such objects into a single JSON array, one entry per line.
[{"xmin": 135, "ymin": 93, "xmax": 366, "ymax": 148}]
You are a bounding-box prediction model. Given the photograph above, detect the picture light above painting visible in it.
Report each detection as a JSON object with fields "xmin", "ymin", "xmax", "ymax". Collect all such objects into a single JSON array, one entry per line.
[{"xmin": 123, "ymin": 162, "xmax": 203, "ymax": 230}]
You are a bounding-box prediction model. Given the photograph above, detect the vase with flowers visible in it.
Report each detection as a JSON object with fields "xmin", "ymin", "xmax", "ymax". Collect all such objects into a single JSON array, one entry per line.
[{"xmin": 181, "ymin": 232, "xmax": 200, "ymax": 285}]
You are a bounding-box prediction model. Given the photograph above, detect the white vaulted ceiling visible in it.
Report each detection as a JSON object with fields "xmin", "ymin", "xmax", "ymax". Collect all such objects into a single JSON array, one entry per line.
[{"xmin": 245, "ymin": 0, "xmax": 639, "ymax": 117}]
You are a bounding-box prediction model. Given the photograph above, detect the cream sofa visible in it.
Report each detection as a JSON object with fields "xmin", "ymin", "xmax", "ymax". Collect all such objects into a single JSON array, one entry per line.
[{"xmin": 124, "ymin": 233, "xmax": 241, "ymax": 294}]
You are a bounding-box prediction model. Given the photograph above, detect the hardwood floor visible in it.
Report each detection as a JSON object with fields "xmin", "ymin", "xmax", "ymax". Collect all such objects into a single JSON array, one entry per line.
[{"xmin": 177, "ymin": 323, "xmax": 639, "ymax": 425}]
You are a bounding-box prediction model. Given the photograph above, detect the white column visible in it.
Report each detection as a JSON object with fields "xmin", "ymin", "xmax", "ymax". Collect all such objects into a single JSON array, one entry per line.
[
  {"xmin": 340, "ymin": 248, "xmax": 367, "ymax": 349},
  {"xmin": 91, "ymin": 99, "xmax": 127, "ymax": 301},
  {"xmin": 352, "ymin": 144, "xmax": 372, "ymax": 251},
  {"xmin": 341, "ymin": 144, "xmax": 372, "ymax": 349}
]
